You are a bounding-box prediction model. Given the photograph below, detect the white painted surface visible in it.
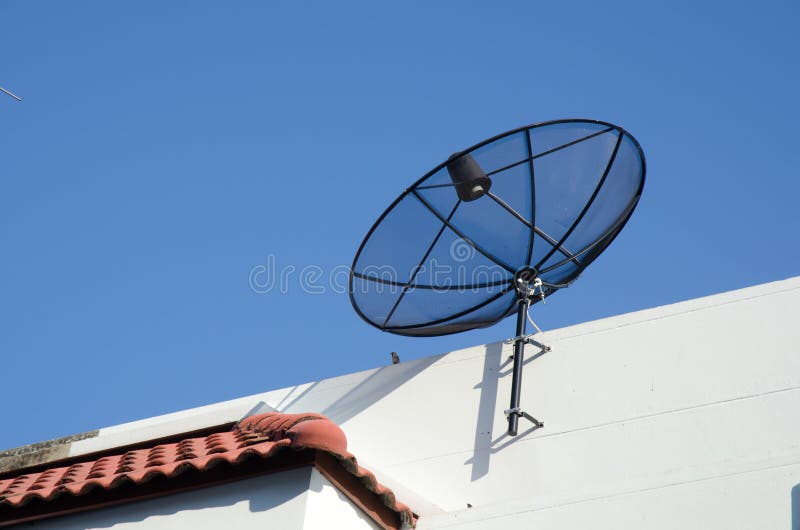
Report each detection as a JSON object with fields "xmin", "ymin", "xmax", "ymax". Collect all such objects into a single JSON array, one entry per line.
[
  {"xmin": 304, "ymin": 468, "xmax": 382, "ymax": 529},
  {"xmin": 47, "ymin": 276, "xmax": 800, "ymax": 528},
  {"xmin": 422, "ymin": 462, "xmax": 800, "ymax": 529}
]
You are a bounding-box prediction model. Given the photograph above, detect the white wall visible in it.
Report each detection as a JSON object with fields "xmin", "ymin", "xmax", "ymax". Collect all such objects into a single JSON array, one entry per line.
[
  {"xmin": 422, "ymin": 463, "xmax": 800, "ymax": 529},
  {"xmin": 304, "ymin": 468, "xmax": 382, "ymax": 530}
]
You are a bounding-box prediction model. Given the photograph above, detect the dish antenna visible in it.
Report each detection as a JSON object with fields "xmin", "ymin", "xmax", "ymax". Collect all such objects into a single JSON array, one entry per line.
[{"xmin": 349, "ymin": 119, "xmax": 645, "ymax": 435}]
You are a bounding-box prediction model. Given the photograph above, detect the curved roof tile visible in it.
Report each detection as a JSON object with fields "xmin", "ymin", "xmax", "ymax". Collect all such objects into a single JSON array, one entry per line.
[{"xmin": 0, "ymin": 412, "xmax": 414, "ymax": 528}]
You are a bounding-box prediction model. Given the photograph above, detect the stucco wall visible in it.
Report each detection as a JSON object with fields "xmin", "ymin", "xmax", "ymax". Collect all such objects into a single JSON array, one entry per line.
[{"xmin": 304, "ymin": 468, "xmax": 381, "ymax": 529}]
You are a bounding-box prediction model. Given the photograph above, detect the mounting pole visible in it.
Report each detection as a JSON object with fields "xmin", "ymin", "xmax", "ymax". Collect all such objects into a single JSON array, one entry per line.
[
  {"xmin": 505, "ymin": 267, "xmax": 545, "ymax": 436},
  {"xmin": 507, "ymin": 296, "xmax": 530, "ymax": 436}
]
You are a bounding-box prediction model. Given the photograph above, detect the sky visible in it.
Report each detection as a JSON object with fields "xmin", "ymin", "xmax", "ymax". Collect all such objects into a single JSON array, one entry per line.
[{"xmin": 1, "ymin": 1, "xmax": 798, "ymax": 450}]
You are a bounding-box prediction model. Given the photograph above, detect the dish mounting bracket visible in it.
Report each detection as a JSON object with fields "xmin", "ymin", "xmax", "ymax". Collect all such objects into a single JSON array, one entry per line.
[{"xmin": 505, "ymin": 269, "xmax": 548, "ymax": 436}]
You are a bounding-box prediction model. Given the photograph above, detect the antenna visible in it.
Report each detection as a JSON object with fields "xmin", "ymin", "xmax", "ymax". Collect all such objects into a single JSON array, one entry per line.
[
  {"xmin": 349, "ymin": 119, "xmax": 646, "ymax": 435},
  {"xmin": 0, "ymin": 85, "xmax": 22, "ymax": 102}
]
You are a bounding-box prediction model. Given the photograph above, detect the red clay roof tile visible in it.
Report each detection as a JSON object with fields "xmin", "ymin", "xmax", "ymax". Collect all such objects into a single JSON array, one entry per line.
[{"xmin": 0, "ymin": 412, "xmax": 414, "ymax": 528}]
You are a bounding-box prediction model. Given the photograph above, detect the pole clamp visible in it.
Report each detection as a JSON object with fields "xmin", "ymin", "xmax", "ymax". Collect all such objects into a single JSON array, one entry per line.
[
  {"xmin": 504, "ymin": 407, "xmax": 544, "ymax": 429},
  {"xmin": 505, "ymin": 333, "xmax": 551, "ymax": 353}
]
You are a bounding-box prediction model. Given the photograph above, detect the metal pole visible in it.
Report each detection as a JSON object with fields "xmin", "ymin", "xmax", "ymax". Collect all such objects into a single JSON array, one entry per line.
[
  {"xmin": 507, "ymin": 295, "xmax": 530, "ymax": 436},
  {"xmin": 0, "ymin": 86, "xmax": 22, "ymax": 101}
]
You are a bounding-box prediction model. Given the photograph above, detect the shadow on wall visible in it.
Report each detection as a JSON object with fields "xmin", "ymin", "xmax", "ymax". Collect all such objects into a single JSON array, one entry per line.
[
  {"xmin": 322, "ymin": 356, "xmax": 441, "ymax": 423},
  {"xmin": 792, "ymin": 484, "xmax": 800, "ymax": 530},
  {"xmin": 468, "ymin": 342, "xmax": 503, "ymax": 481},
  {"xmin": 466, "ymin": 341, "xmax": 548, "ymax": 481},
  {"xmin": 276, "ymin": 354, "xmax": 442, "ymax": 426}
]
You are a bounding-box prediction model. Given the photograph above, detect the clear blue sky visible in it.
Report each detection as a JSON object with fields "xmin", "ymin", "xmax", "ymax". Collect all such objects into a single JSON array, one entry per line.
[{"xmin": 1, "ymin": 1, "xmax": 798, "ymax": 450}]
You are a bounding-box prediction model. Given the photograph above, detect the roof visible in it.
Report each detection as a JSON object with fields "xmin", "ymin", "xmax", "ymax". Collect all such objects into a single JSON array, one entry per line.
[{"xmin": 0, "ymin": 412, "xmax": 415, "ymax": 529}]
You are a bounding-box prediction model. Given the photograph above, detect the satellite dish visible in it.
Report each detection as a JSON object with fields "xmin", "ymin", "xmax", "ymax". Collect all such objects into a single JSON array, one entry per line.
[{"xmin": 349, "ymin": 119, "xmax": 645, "ymax": 434}]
